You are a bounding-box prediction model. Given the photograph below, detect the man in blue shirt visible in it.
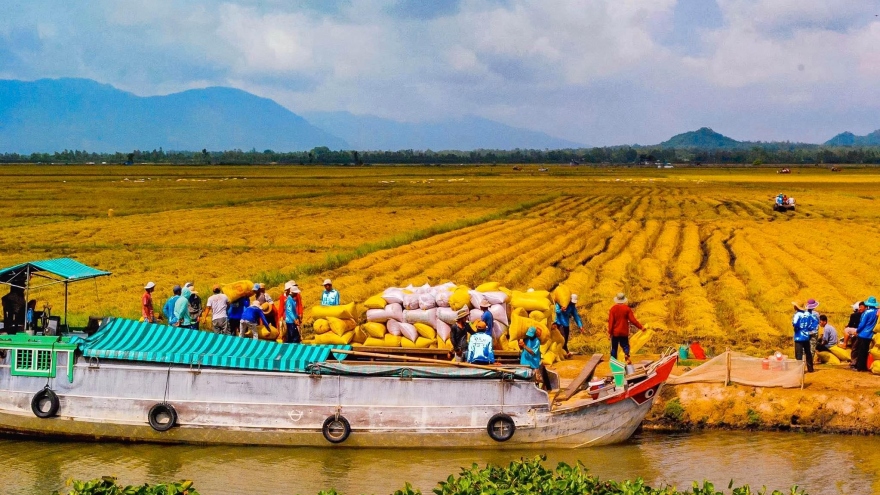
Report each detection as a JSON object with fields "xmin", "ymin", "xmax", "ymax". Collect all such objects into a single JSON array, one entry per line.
[
  {"xmin": 555, "ymin": 294, "xmax": 583, "ymax": 358},
  {"xmin": 479, "ymin": 299, "xmax": 494, "ymax": 336},
  {"xmin": 518, "ymin": 326, "xmax": 542, "ymax": 369},
  {"xmin": 163, "ymin": 285, "xmax": 182, "ymax": 326},
  {"xmin": 321, "ymin": 279, "xmax": 340, "ymax": 306},
  {"xmin": 284, "ymin": 282, "xmax": 302, "ymax": 343},
  {"xmin": 854, "ymin": 296, "xmax": 878, "ymax": 371},
  {"xmin": 466, "ymin": 320, "xmax": 495, "ymax": 365},
  {"xmin": 792, "ymin": 299, "xmax": 819, "ymax": 372},
  {"xmin": 239, "ymin": 300, "xmax": 271, "ymax": 340}
]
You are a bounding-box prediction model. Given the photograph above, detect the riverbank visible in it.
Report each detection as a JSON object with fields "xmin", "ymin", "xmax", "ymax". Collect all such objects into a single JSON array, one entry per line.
[{"xmin": 553, "ymin": 356, "xmax": 880, "ymax": 434}]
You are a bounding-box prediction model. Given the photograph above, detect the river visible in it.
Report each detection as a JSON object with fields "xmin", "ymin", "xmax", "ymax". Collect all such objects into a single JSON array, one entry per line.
[{"xmin": 1, "ymin": 431, "xmax": 875, "ymax": 494}]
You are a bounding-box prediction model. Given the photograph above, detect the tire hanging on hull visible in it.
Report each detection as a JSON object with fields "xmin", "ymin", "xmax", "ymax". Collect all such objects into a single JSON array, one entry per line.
[
  {"xmin": 31, "ymin": 388, "xmax": 60, "ymax": 419},
  {"xmin": 322, "ymin": 415, "xmax": 351, "ymax": 444},
  {"xmin": 487, "ymin": 413, "xmax": 515, "ymax": 442},
  {"xmin": 148, "ymin": 403, "xmax": 178, "ymax": 432}
]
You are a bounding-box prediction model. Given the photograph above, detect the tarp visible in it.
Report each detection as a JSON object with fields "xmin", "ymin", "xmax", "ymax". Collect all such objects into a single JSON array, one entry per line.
[
  {"xmin": 668, "ymin": 351, "xmax": 803, "ymax": 389},
  {"xmin": 312, "ymin": 362, "xmax": 533, "ymax": 380},
  {"xmin": 0, "ymin": 258, "xmax": 111, "ymax": 286},
  {"xmin": 80, "ymin": 318, "xmax": 349, "ymax": 373}
]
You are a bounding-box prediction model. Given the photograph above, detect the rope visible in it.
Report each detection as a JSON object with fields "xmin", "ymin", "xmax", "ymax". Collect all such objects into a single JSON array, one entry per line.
[{"xmin": 163, "ymin": 363, "xmax": 172, "ymax": 404}]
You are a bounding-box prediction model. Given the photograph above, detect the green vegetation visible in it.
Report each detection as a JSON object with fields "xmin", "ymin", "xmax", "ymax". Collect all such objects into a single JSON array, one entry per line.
[
  {"xmin": 664, "ymin": 398, "xmax": 686, "ymax": 423},
  {"xmin": 57, "ymin": 457, "xmax": 807, "ymax": 495}
]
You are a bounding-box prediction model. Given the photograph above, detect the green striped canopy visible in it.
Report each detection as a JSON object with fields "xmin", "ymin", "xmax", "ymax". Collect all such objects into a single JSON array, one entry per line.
[
  {"xmin": 0, "ymin": 257, "xmax": 110, "ymax": 286},
  {"xmin": 80, "ymin": 318, "xmax": 349, "ymax": 372}
]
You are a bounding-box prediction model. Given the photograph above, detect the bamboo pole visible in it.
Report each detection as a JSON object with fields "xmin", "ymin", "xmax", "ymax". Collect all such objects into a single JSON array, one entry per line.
[{"xmin": 329, "ymin": 348, "xmax": 522, "ymax": 374}]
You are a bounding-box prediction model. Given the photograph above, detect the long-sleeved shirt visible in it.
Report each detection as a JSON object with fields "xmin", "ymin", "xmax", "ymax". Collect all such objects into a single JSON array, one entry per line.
[
  {"xmin": 466, "ymin": 331, "xmax": 495, "ymax": 364},
  {"xmin": 608, "ymin": 303, "xmax": 643, "ymax": 337},
  {"xmin": 227, "ymin": 297, "xmax": 248, "ymax": 320},
  {"xmin": 792, "ymin": 310, "xmax": 819, "ymax": 342},
  {"xmin": 555, "ymin": 303, "xmax": 583, "ymax": 328},
  {"xmin": 163, "ymin": 295, "xmax": 180, "ymax": 325},
  {"xmin": 285, "ymin": 295, "xmax": 300, "ymax": 324},
  {"xmin": 819, "ymin": 324, "xmax": 838, "ymax": 346},
  {"xmin": 857, "ymin": 308, "xmax": 878, "ymax": 339},
  {"xmin": 481, "ymin": 309, "xmax": 495, "ymax": 335},
  {"xmin": 450, "ymin": 321, "xmax": 476, "ymax": 352},
  {"xmin": 321, "ymin": 289, "xmax": 340, "ymax": 306},
  {"xmin": 241, "ymin": 305, "xmax": 270, "ymax": 327},
  {"xmin": 174, "ymin": 291, "xmax": 193, "ymax": 326},
  {"xmin": 142, "ymin": 292, "xmax": 154, "ymax": 322},
  {"xmin": 519, "ymin": 334, "xmax": 542, "ymax": 369}
]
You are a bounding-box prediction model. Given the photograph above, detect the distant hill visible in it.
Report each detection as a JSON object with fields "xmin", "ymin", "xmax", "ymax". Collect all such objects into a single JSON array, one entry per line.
[
  {"xmin": 825, "ymin": 130, "xmax": 880, "ymax": 146},
  {"xmin": 659, "ymin": 127, "xmax": 741, "ymax": 148},
  {"xmin": 0, "ymin": 78, "xmax": 348, "ymax": 153},
  {"xmin": 301, "ymin": 111, "xmax": 585, "ymax": 151}
]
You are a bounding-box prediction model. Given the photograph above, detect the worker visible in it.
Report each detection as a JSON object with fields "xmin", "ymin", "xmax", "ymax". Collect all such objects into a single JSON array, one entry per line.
[
  {"xmin": 816, "ymin": 315, "xmax": 837, "ymax": 354},
  {"xmin": 792, "ymin": 299, "xmax": 819, "ymax": 373},
  {"xmin": 776, "ymin": 193, "xmax": 784, "ymax": 206},
  {"xmin": 554, "ymin": 293, "xmax": 583, "ymax": 358},
  {"xmin": 253, "ymin": 283, "xmax": 273, "ymax": 305},
  {"xmin": 466, "ymin": 320, "xmax": 495, "ymax": 365},
  {"xmin": 142, "ymin": 282, "xmax": 156, "ymax": 323},
  {"xmin": 479, "ymin": 299, "xmax": 494, "ymax": 336},
  {"xmin": 174, "ymin": 286, "xmax": 195, "ymax": 329},
  {"xmin": 284, "ymin": 282, "xmax": 302, "ymax": 343},
  {"xmin": 321, "ymin": 279, "xmax": 340, "ymax": 306},
  {"xmin": 518, "ymin": 326, "xmax": 542, "ymax": 369},
  {"xmin": 227, "ymin": 295, "xmax": 249, "ymax": 336},
  {"xmin": 289, "ymin": 281, "xmax": 303, "ymax": 320},
  {"xmin": 1, "ymin": 287, "xmax": 26, "ymax": 333},
  {"xmin": 449, "ymin": 308, "xmax": 475, "ymax": 362},
  {"xmin": 608, "ymin": 293, "xmax": 643, "ymax": 364},
  {"xmin": 184, "ymin": 282, "xmax": 202, "ymax": 329},
  {"xmin": 854, "ymin": 296, "xmax": 878, "ymax": 372},
  {"xmin": 163, "ymin": 285, "xmax": 182, "ymax": 326},
  {"xmin": 239, "ymin": 299, "xmax": 271, "ymax": 340},
  {"xmin": 205, "ymin": 285, "xmax": 230, "ymax": 334},
  {"xmin": 843, "ymin": 301, "xmax": 864, "ymax": 352}
]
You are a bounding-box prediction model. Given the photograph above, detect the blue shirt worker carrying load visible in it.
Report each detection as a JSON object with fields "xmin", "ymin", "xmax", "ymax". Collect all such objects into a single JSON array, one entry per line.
[
  {"xmin": 321, "ymin": 279, "xmax": 340, "ymax": 306},
  {"xmin": 466, "ymin": 320, "xmax": 495, "ymax": 365},
  {"xmin": 854, "ymin": 296, "xmax": 879, "ymax": 372},
  {"xmin": 284, "ymin": 282, "xmax": 302, "ymax": 343},
  {"xmin": 239, "ymin": 300, "xmax": 271, "ymax": 340},
  {"xmin": 792, "ymin": 298, "xmax": 820, "ymax": 373},
  {"xmin": 479, "ymin": 298, "xmax": 494, "ymax": 336},
  {"xmin": 554, "ymin": 294, "xmax": 583, "ymax": 359},
  {"xmin": 519, "ymin": 326, "xmax": 542, "ymax": 369}
]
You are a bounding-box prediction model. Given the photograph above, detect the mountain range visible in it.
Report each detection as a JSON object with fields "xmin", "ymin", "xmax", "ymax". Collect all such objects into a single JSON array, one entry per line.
[{"xmin": 1, "ymin": 78, "xmax": 878, "ymax": 153}]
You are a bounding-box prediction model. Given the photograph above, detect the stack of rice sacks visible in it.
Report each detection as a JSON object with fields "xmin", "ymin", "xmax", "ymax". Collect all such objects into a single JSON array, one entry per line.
[
  {"xmin": 362, "ymin": 282, "xmax": 459, "ymax": 349},
  {"xmin": 310, "ymin": 302, "xmax": 359, "ymax": 345},
  {"xmin": 505, "ymin": 286, "xmax": 567, "ymax": 365}
]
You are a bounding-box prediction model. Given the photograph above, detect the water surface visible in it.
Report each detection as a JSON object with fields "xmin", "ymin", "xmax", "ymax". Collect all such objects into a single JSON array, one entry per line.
[{"xmin": 1, "ymin": 431, "xmax": 874, "ymax": 494}]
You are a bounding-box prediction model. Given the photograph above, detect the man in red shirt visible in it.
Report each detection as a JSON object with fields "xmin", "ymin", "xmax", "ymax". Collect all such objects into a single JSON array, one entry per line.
[
  {"xmin": 142, "ymin": 282, "xmax": 156, "ymax": 323},
  {"xmin": 608, "ymin": 293, "xmax": 643, "ymax": 364}
]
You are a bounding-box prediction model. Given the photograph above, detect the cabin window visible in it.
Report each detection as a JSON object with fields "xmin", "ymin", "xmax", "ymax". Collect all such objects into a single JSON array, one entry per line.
[{"xmin": 12, "ymin": 348, "xmax": 56, "ymax": 378}]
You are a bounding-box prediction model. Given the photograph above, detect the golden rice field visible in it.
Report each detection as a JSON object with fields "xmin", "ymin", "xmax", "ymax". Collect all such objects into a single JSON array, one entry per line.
[{"xmin": 3, "ymin": 164, "xmax": 880, "ymax": 357}]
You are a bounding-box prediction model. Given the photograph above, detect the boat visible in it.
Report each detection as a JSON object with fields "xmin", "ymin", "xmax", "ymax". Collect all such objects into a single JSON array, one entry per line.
[{"xmin": 0, "ymin": 258, "xmax": 677, "ymax": 448}]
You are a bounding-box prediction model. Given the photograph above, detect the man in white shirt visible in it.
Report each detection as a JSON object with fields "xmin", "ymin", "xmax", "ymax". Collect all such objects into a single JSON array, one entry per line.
[{"xmin": 206, "ymin": 285, "xmax": 231, "ymax": 335}]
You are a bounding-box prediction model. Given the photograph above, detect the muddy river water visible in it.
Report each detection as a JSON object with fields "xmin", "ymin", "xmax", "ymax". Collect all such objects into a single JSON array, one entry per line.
[{"xmin": 1, "ymin": 431, "xmax": 875, "ymax": 494}]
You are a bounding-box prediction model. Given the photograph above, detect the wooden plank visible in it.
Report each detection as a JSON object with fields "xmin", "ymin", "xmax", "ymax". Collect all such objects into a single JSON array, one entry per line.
[{"xmin": 556, "ymin": 353, "xmax": 604, "ymax": 402}]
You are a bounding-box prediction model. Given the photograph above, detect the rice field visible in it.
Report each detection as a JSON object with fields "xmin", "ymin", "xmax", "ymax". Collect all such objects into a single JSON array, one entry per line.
[{"xmin": 3, "ymin": 164, "xmax": 880, "ymax": 356}]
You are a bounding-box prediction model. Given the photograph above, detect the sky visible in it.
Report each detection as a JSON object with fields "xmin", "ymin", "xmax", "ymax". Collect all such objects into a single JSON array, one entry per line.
[{"xmin": 1, "ymin": 0, "xmax": 879, "ymax": 146}]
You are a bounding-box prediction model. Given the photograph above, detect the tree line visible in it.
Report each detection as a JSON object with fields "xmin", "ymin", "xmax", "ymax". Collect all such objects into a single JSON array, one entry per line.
[{"xmin": 3, "ymin": 144, "xmax": 880, "ymax": 165}]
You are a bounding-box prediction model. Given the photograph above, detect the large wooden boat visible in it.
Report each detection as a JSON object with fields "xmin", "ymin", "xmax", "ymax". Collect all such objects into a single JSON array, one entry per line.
[{"xmin": 0, "ymin": 318, "xmax": 676, "ymax": 448}]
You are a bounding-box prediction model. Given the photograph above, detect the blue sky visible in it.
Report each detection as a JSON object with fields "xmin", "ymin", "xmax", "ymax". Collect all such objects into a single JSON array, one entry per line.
[{"xmin": 1, "ymin": 0, "xmax": 878, "ymax": 146}]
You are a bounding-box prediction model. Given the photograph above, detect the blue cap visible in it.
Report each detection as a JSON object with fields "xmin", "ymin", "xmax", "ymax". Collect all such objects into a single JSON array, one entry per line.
[
  {"xmin": 525, "ymin": 326, "xmax": 537, "ymax": 338},
  {"xmin": 253, "ymin": 283, "xmax": 261, "ymax": 290}
]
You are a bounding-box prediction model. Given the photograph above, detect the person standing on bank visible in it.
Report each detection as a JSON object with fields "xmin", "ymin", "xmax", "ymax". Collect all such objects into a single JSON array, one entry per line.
[
  {"xmin": 554, "ymin": 293, "xmax": 583, "ymax": 358},
  {"xmin": 142, "ymin": 282, "xmax": 156, "ymax": 323},
  {"xmin": 321, "ymin": 279, "xmax": 340, "ymax": 306},
  {"xmin": 608, "ymin": 293, "xmax": 643, "ymax": 364},
  {"xmin": 174, "ymin": 286, "xmax": 195, "ymax": 329},
  {"xmin": 854, "ymin": 296, "xmax": 879, "ymax": 372},
  {"xmin": 206, "ymin": 285, "xmax": 230, "ymax": 335},
  {"xmin": 284, "ymin": 282, "xmax": 302, "ymax": 343},
  {"xmin": 163, "ymin": 285, "xmax": 182, "ymax": 326},
  {"xmin": 792, "ymin": 299, "xmax": 819, "ymax": 373},
  {"xmin": 184, "ymin": 282, "xmax": 202, "ymax": 330}
]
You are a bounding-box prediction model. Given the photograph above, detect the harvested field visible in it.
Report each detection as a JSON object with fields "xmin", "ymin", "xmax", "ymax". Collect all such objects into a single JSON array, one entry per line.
[{"xmin": 3, "ymin": 164, "xmax": 880, "ymax": 358}]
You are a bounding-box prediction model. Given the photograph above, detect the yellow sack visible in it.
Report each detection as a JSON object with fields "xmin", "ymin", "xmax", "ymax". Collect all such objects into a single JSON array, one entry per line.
[
  {"xmin": 311, "ymin": 302, "xmax": 356, "ymax": 320},
  {"xmin": 828, "ymin": 345, "xmax": 851, "ymax": 362},
  {"xmin": 870, "ymin": 348, "xmax": 880, "ymax": 360},
  {"xmin": 529, "ymin": 310, "xmax": 547, "ymax": 325},
  {"xmin": 541, "ymin": 350, "xmax": 557, "ymax": 366},
  {"xmin": 414, "ymin": 322, "xmax": 436, "ymax": 339},
  {"xmin": 438, "ymin": 338, "xmax": 454, "ymax": 350},
  {"xmin": 384, "ymin": 333, "xmax": 402, "ymax": 347},
  {"xmin": 552, "ymin": 284, "xmax": 571, "ymax": 308},
  {"xmin": 508, "ymin": 314, "xmax": 548, "ymax": 341},
  {"xmin": 363, "ymin": 337, "xmax": 386, "ymax": 347},
  {"xmin": 222, "ymin": 280, "xmax": 255, "ymax": 302},
  {"xmin": 549, "ymin": 328, "xmax": 565, "ymax": 345},
  {"xmin": 817, "ymin": 351, "xmax": 841, "ymax": 365},
  {"xmin": 401, "ymin": 337, "xmax": 416, "ymax": 348},
  {"xmin": 872, "ymin": 360, "xmax": 880, "ymax": 375},
  {"xmin": 514, "ymin": 289, "xmax": 550, "ymax": 300},
  {"xmin": 401, "ymin": 337, "xmax": 434, "ymax": 348},
  {"xmin": 476, "ymin": 281, "xmax": 500, "ymax": 292},
  {"xmin": 362, "ymin": 322, "xmax": 387, "ymax": 339},
  {"xmin": 259, "ymin": 325, "xmax": 279, "ymax": 341},
  {"xmin": 363, "ymin": 295, "xmax": 387, "ymax": 310},
  {"xmin": 511, "ymin": 307, "xmax": 528, "ymax": 319},
  {"xmin": 506, "ymin": 340, "xmax": 521, "ymax": 352},
  {"xmin": 327, "ymin": 317, "xmax": 357, "ymax": 336},
  {"xmin": 631, "ymin": 329, "xmax": 654, "ymax": 354},
  {"xmin": 353, "ymin": 325, "xmax": 368, "ymax": 344},
  {"xmin": 449, "ymin": 287, "xmax": 471, "ymax": 311},
  {"xmin": 510, "ymin": 294, "xmax": 550, "ymax": 312},
  {"xmin": 315, "ymin": 331, "xmax": 355, "ymax": 345},
  {"xmin": 313, "ymin": 319, "xmax": 331, "ymax": 334}
]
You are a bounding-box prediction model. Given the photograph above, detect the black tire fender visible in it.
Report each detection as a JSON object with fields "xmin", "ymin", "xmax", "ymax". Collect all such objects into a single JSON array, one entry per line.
[
  {"xmin": 322, "ymin": 415, "xmax": 351, "ymax": 444},
  {"xmin": 487, "ymin": 413, "xmax": 516, "ymax": 442},
  {"xmin": 148, "ymin": 403, "xmax": 178, "ymax": 432},
  {"xmin": 31, "ymin": 388, "xmax": 60, "ymax": 419}
]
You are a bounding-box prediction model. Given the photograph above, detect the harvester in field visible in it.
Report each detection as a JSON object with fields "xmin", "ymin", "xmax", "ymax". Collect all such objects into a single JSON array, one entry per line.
[{"xmin": 773, "ymin": 193, "xmax": 795, "ymax": 212}]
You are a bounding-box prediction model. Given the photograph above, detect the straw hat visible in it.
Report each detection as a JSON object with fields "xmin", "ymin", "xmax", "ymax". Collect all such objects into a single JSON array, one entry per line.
[
  {"xmin": 260, "ymin": 302, "xmax": 272, "ymax": 314},
  {"xmin": 613, "ymin": 293, "xmax": 627, "ymax": 304},
  {"xmin": 455, "ymin": 308, "xmax": 469, "ymax": 320},
  {"xmin": 284, "ymin": 281, "xmax": 294, "ymax": 291},
  {"xmin": 144, "ymin": 282, "xmax": 155, "ymax": 290},
  {"xmin": 791, "ymin": 301, "xmax": 805, "ymax": 311},
  {"xmin": 290, "ymin": 286, "xmax": 301, "ymax": 294},
  {"xmin": 479, "ymin": 298, "xmax": 491, "ymax": 309}
]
